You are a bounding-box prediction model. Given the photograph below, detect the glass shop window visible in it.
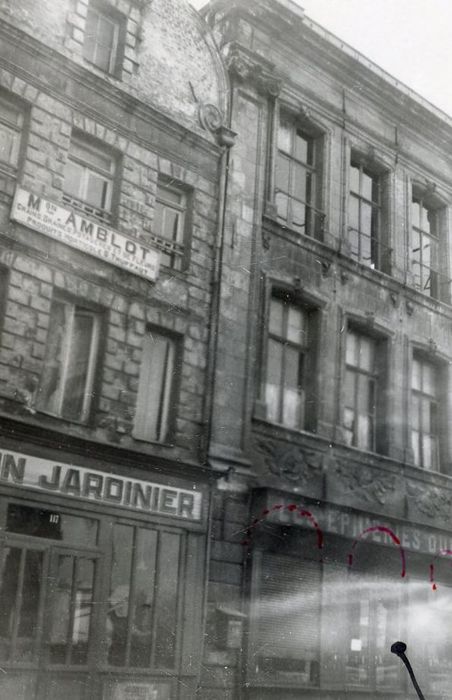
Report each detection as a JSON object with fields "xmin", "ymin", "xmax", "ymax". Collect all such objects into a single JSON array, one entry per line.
[
  {"xmin": 107, "ymin": 523, "xmax": 182, "ymax": 669},
  {"xmin": 6, "ymin": 504, "xmax": 98, "ymax": 547}
]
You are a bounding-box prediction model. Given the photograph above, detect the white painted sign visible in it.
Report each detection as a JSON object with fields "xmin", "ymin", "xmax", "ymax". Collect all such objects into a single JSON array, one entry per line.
[
  {"xmin": 11, "ymin": 187, "xmax": 160, "ymax": 282},
  {"xmin": 0, "ymin": 449, "xmax": 202, "ymax": 522}
]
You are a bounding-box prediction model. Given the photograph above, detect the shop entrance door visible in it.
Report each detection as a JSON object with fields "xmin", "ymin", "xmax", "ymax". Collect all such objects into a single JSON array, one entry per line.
[{"xmin": 0, "ymin": 536, "xmax": 101, "ymax": 700}]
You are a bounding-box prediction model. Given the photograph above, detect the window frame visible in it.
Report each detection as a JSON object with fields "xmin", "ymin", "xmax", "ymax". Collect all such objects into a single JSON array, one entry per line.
[
  {"xmin": 36, "ymin": 294, "xmax": 104, "ymax": 425},
  {"xmin": 274, "ymin": 110, "xmax": 324, "ymax": 239},
  {"xmin": 348, "ymin": 158, "xmax": 381, "ymax": 269},
  {"xmin": 63, "ymin": 132, "xmax": 117, "ymax": 224},
  {"xmin": 343, "ymin": 328, "xmax": 378, "ymax": 452},
  {"xmin": 410, "ymin": 353, "xmax": 440, "ymax": 471},
  {"xmin": 133, "ymin": 326, "xmax": 181, "ymax": 444},
  {"xmin": 83, "ymin": 0, "xmax": 126, "ymax": 77},
  {"xmin": 263, "ymin": 290, "xmax": 318, "ymax": 432},
  {"xmin": 152, "ymin": 179, "xmax": 190, "ymax": 271},
  {"xmin": 0, "ymin": 92, "xmax": 26, "ymax": 174},
  {"xmin": 411, "ymin": 193, "xmax": 440, "ymax": 298}
]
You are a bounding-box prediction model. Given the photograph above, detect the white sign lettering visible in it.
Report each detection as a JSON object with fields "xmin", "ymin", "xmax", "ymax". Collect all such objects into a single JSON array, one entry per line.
[
  {"xmin": 0, "ymin": 450, "xmax": 202, "ymax": 522},
  {"xmin": 11, "ymin": 188, "xmax": 160, "ymax": 282}
]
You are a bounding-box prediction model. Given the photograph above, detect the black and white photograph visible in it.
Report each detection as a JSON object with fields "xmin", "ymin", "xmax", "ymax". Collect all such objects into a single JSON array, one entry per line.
[{"xmin": 0, "ymin": 0, "xmax": 451, "ymax": 697}]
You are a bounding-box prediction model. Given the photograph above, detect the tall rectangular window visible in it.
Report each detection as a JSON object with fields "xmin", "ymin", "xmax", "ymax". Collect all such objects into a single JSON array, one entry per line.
[
  {"xmin": 343, "ymin": 330, "xmax": 377, "ymax": 451},
  {"xmin": 0, "ymin": 94, "xmax": 24, "ymax": 170},
  {"xmin": 348, "ymin": 160, "xmax": 380, "ymax": 268},
  {"xmin": 63, "ymin": 134, "xmax": 115, "ymax": 222},
  {"xmin": 411, "ymin": 196, "xmax": 439, "ymax": 297},
  {"xmin": 411, "ymin": 356, "xmax": 439, "ymax": 470},
  {"xmin": 275, "ymin": 114, "xmax": 322, "ymax": 238},
  {"xmin": 133, "ymin": 329, "xmax": 177, "ymax": 443},
  {"xmin": 37, "ymin": 297, "xmax": 102, "ymax": 423},
  {"xmin": 83, "ymin": 1, "xmax": 125, "ymax": 76},
  {"xmin": 153, "ymin": 181, "xmax": 187, "ymax": 270},
  {"xmin": 265, "ymin": 294, "xmax": 316, "ymax": 430}
]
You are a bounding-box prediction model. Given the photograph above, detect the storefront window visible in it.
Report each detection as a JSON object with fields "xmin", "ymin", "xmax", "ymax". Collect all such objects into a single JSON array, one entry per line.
[
  {"xmin": 0, "ymin": 546, "xmax": 43, "ymax": 662},
  {"xmin": 107, "ymin": 523, "xmax": 182, "ymax": 670},
  {"xmin": 49, "ymin": 555, "xmax": 96, "ymax": 665}
]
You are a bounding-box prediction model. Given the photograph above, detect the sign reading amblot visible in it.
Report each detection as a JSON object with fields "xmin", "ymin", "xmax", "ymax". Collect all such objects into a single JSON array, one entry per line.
[
  {"xmin": 0, "ymin": 450, "xmax": 202, "ymax": 522},
  {"xmin": 11, "ymin": 187, "xmax": 160, "ymax": 282}
]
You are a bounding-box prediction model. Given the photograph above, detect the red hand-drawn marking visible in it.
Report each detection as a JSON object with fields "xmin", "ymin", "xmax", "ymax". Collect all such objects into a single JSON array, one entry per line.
[
  {"xmin": 241, "ymin": 503, "xmax": 323, "ymax": 557},
  {"xmin": 348, "ymin": 526, "xmax": 406, "ymax": 578},
  {"xmin": 429, "ymin": 549, "xmax": 452, "ymax": 591}
]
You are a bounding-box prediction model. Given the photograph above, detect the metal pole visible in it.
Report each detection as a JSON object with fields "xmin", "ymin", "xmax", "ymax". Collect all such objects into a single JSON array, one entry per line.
[{"xmin": 390, "ymin": 641, "xmax": 426, "ymax": 700}]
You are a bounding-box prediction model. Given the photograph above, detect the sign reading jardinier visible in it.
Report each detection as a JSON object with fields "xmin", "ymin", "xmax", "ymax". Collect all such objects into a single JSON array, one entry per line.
[
  {"xmin": 0, "ymin": 450, "xmax": 202, "ymax": 522},
  {"xmin": 11, "ymin": 187, "xmax": 160, "ymax": 282}
]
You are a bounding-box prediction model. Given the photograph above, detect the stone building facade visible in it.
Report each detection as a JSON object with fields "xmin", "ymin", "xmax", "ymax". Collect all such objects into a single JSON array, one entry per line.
[
  {"xmin": 0, "ymin": 1, "xmax": 232, "ymax": 698},
  {"xmin": 200, "ymin": 1, "xmax": 452, "ymax": 699}
]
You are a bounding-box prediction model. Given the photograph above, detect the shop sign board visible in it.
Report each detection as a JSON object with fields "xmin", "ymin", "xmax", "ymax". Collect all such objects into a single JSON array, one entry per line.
[
  {"xmin": 0, "ymin": 449, "xmax": 202, "ymax": 522},
  {"xmin": 11, "ymin": 187, "xmax": 160, "ymax": 282},
  {"xmin": 253, "ymin": 490, "xmax": 452, "ymax": 556},
  {"xmin": 106, "ymin": 681, "xmax": 171, "ymax": 700}
]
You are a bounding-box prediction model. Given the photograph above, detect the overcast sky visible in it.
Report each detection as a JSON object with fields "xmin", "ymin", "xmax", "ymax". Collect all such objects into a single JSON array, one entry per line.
[{"xmin": 189, "ymin": 0, "xmax": 452, "ymax": 118}]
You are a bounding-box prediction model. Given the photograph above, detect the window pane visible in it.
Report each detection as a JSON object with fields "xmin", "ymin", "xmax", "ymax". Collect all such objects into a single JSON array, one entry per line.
[
  {"xmin": 0, "ymin": 548, "xmax": 43, "ymax": 663},
  {"xmin": 0, "ymin": 123, "xmax": 19, "ymax": 166},
  {"xmin": 361, "ymin": 202, "xmax": 372, "ymax": 236},
  {"xmin": 283, "ymin": 346, "xmax": 303, "ymax": 427},
  {"xmin": 294, "ymin": 131, "xmax": 309, "ymax": 163},
  {"xmin": 86, "ymin": 172, "xmax": 110, "ymax": 210},
  {"xmin": 158, "ymin": 186, "xmax": 183, "ymax": 205},
  {"xmin": 346, "ymin": 331, "xmax": 358, "ymax": 366},
  {"xmin": 130, "ymin": 529, "xmax": 158, "ymax": 668},
  {"xmin": 427, "ymin": 207, "xmax": 437, "ymax": 236},
  {"xmin": 344, "ymin": 369, "xmax": 356, "ymax": 406},
  {"xmin": 291, "ymin": 199, "xmax": 306, "ymax": 230},
  {"xmin": 71, "ymin": 558, "xmax": 95, "ymax": 665},
  {"xmin": 134, "ymin": 332, "xmax": 175, "ymax": 442},
  {"xmin": 349, "ymin": 195, "xmax": 359, "ymax": 232},
  {"xmin": 350, "ymin": 164, "xmax": 360, "ymax": 194},
  {"xmin": 359, "ymin": 337, "xmax": 374, "ymax": 371},
  {"xmin": 62, "ymin": 310, "xmax": 97, "ymax": 422},
  {"xmin": 72, "ymin": 140, "xmax": 113, "ymax": 174},
  {"xmin": 411, "ymin": 395, "xmax": 420, "ymax": 430},
  {"xmin": 154, "ymin": 532, "xmax": 180, "ymax": 668},
  {"xmin": 269, "ymin": 298, "xmax": 284, "ymax": 336},
  {"xmin": 412, "ymin": 199, "xmax": 421, "ymax": 228},
  {"xmin": 37, "ymin": 300, "xmax": 69, "ymax": 416},
  {"xmin": 412, "ymin": 429, "xmax": 420, "ymax": 466},
  {"xmin": 162, "ymin": 208, "xmax": 180, "ymax": 242},
  {"xmin": 275, "ymin": 154, "xmax": 290, "ymax": 192},
  {"xmin": 278, "ymin": 120, "xmax": 292, "ymax": 153},
  {"xmin": 292, "ymin": 163, "xmax": 308, "ymax": 200},
  {"xmin": 275, "ymin": 191, "xmax": 289, "ymax": 221},
  {"xmin": 361, "ymin": 171, "xmax": 373, "ymax": 201},
  {"xmin": 108, "ymin": 525, "xmax": 133, "ymax": 666},
  {"xmin": 265, "ymin": 338, "xmax": 283, "ymax": 422},
  {"xmin": 63, "ymin": 160, "xmax": 84, "ymax": 200},
  {"xmin": 423, "ymin": 363, "xmax": 436, "ymax": 395},
  {"xmin": 94, "ymin": 43, "xmax": 113, "ymax": 73},
  {"xmin": 357, "ymin": 414, "xmax": 371, "ymax": 449},
  {"xmin": 287, "ymin": 306, "xmax": 306, "ymax": 344},
  {"xmin": 422, "ymin": 235, "xmax": 432, "ymax": 270}
]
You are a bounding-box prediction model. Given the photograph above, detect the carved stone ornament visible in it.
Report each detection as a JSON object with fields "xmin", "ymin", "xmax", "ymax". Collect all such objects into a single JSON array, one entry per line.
[
  {"xmin": 226, "ymin": 50, "xmax": 282, "ymax": 98},
  {"xmin": 333, "ymin": 462, "xmax": 397, "ymax": 506},
  {"xmin": 198, "ymin": 103, "xmax": 224, "ymax": 133},
  {"xmin": 255, "ymin": 438, "xmax": 333, "ymax": 485},
  {"xmin": 407, "ymin": 482, "xmax": 452, "ymax": 521}
]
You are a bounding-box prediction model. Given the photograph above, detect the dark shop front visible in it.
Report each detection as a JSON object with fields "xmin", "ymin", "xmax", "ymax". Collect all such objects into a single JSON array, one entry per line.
[
  {"xmin": 244, "ymin": 489, "xmax": 452, "ymax": 700},
  {"xmin": 0, "ymin": 444, "xmax": 208, "ymax": 700}
]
